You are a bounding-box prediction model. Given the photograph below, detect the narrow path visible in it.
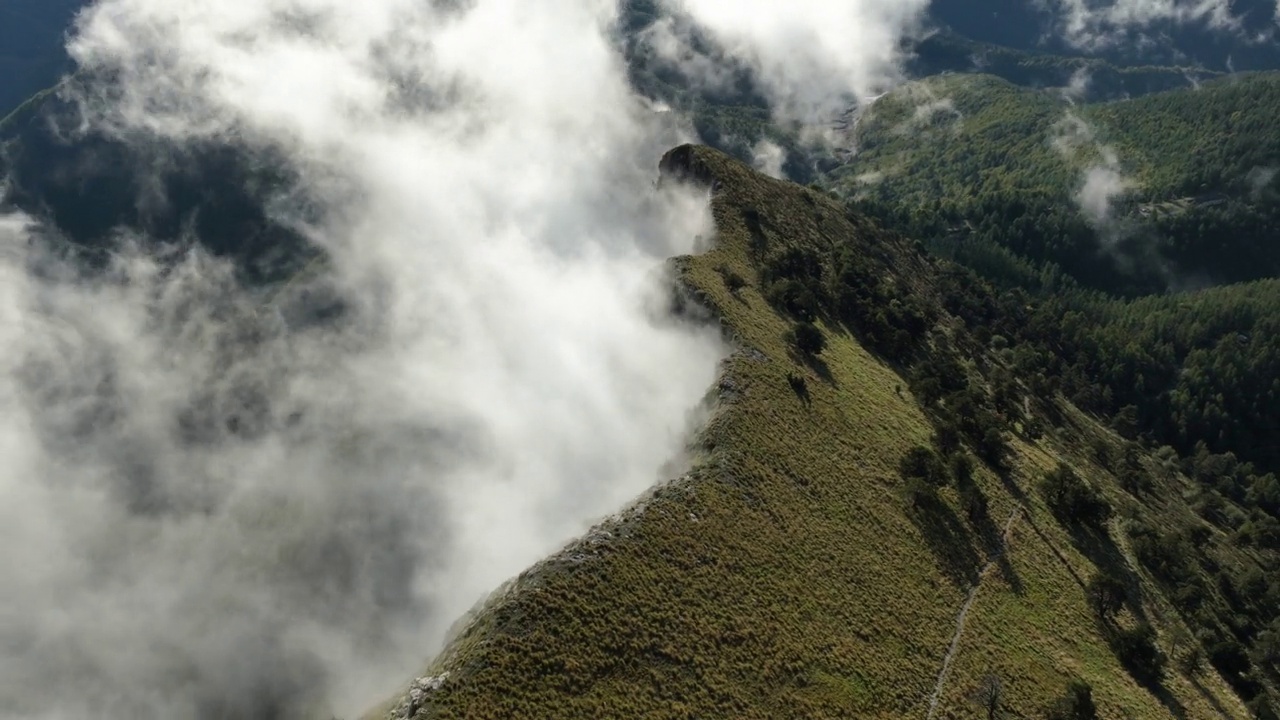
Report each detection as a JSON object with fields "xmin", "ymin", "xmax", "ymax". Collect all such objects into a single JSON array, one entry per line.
[{"xmin": 925, "ymin": 510, "xmax": 1021, "ymax": 720}]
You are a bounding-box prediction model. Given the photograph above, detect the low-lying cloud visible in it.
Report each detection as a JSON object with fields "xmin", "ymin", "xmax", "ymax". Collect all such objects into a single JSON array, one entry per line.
[
  {"xmin": 1248, "ymin": 165, "xmax": 1278, "ymax": 197},
  {"xmin": 0, "ymin": 1, "xmax": 725, "ymax": 718},
  {"xmin": 1047, "ymin": 0, "xmax": 1239, "ymax": 49},
  {"xmin": 1078, "ymin": 163, "xmax": 1135, "ymax": 227},
  {"xmin": 1053, "ymin": 112, "xmax": 1136, "ymax": 246},
  {"xmin": 650, "ymin": 0, "xmax": 931, "ymax": 128},
  {"xmin": 750, "ymin": 138, "xmax": 786, "ymax": 179}
]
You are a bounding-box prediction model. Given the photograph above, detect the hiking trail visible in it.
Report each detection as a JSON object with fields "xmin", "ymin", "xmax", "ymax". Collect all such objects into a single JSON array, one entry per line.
[{"xmin": 925, "ymin": 509, "xmax": 1021, "ymax": 720}]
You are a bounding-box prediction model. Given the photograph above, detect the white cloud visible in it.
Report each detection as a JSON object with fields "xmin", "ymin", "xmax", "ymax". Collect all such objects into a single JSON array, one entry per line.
[
  {"xmin": 1078, "ymin": 163, "xmax": 1134, "ymax": 226},
  {"xmin": 1, "ymin": 1, "xmax": 725, "ymax": 717},
  {"xmin": 1061, "ymin": 68, "xmax": 1093, "ymax": 102},
  {"xmin": 1046, "ymin": 0, "xmax": 1239, "ymax": 49},
  {"xmin": 1248, "ymin": 165, "xmax": 1278, "ymax": 197},
  {"xmin": 896, "ymin": 92, "xmax": 963, "ymax": 137},
  {"xmin": 751, "ymin": 138, "xmax": 786, "ymax": 179},
  {"xmin": 1053, "ymin": 113, "xmax": 1135, "ymax": 238},
  {"xmin": 655, "ymin": 0, "xmax": 931, "ymax": 127}
]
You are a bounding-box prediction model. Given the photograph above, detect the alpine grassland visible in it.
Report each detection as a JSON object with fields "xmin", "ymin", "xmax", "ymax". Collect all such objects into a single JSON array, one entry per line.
[{"xmin": 376, "ymin": 147, "xmax": 1254, "ymax": 719}]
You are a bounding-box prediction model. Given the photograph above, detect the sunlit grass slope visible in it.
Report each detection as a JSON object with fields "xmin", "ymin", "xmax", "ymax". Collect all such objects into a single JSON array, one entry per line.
[{"xmin": 381, "ymin": 146, "xmax": 1249, "ymax": 719}]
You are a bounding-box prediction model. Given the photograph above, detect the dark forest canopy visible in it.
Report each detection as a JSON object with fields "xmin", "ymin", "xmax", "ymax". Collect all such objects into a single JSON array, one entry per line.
[{"xmin": 839, "ymin": 72, "xmax": 1280, "ymax": 293}]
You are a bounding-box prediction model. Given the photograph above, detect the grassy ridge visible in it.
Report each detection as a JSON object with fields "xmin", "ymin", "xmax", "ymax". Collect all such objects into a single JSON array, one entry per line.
[{"xmin": 377, "ymin": 146, "xmax": 1249, "ymax": 719}]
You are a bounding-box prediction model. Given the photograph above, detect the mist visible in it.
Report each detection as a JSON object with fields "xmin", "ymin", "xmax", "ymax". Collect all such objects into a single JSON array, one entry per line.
[
  {"xmin": 1046, "ymin": 108, "xmax": 1179, "ymax": 286},
  {"xmin": 652, "ymin": 0, "xmax": 930, "ymax": 128},
  {"xmin": 750, "ymin": 139, "xmax": 785, "ymax": 179},
  {"xmin": 1053, "ymin": 111, "xmax": 1135, "ymax": 239},
  {"xmin": 1048, "ymin": 0, "xmax": 1238, "ymax": 49},
  {"xmin": 0, "ymin": 1, "xmax": 726, "ymax": 718}
]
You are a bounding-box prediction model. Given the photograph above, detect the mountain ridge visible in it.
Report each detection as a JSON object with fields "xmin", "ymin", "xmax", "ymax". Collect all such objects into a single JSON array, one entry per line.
[{"xmin": 369, "ymin": 145, "xmax": 1256, "ymax": 719}]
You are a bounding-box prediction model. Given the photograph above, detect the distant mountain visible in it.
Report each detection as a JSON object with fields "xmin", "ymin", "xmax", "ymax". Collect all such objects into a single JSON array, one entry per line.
[
  {"xmin": 909, "ymin": 30, "xmax": 1221, "ymax": 101},
  {"xmin": 0, "ymin": 92, "xmax": 316, "ymax": 285},
  {"xmin": 0, "ymin": 0, "xmax": 81, "ymax": 117},
  {"xmin": 929, "ymin": 0, "xmax": 1280, "ymax": 72},
  {"xmin": 4, "ymin": 0, "xmax": 1280, "ymax": 124}
]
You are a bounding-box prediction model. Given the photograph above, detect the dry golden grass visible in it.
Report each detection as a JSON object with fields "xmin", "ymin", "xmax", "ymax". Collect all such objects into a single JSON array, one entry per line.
[{"xmin": 378, "ymin": 146, "xmax": 1250, "ymax": 720}]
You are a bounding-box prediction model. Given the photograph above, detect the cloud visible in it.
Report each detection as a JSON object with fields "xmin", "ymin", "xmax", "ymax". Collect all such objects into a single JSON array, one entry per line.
[
  {"xmin": 849, "ymin": 81, "xmax": 961, "ymax": 148},
  {"xmin": 750, "ymin": 139, "xmax": 785, "ymax": 179},
  {"xmin": 1, "ymin": 1, "xmax": 725, "ymax": 718},
  {"xmin": 1061, "ymin": 67, "xmax": 1093, "ymax": 102},
  {"xmin": 1045, "ymin": 0, "xmax": 1240, "ymax": 49},
  {"xmin": 637, "ymin": 14, "xmax": 742, "ymax": 98},
  {"xmin": 897, "ymin": 93, "xmax": 962, "ymax": 137},
  {"xmin": 1248, "ymin": 165, "xmax": 1278, "ymax": 197},
  {"xmin": 652, "ymin": 0, "xmax": 931, "ymax": 127},
  {"xmin": 1053, "ymin": 113, "xmax": 1136, "ymax": 242},
  {"xmin": 1050, "ymin": 113, "xmax": 1183, "ymax": 285},
  {"xmin": 1078, "ymin": 163, "xmax": 1134, "ymax": 227}
]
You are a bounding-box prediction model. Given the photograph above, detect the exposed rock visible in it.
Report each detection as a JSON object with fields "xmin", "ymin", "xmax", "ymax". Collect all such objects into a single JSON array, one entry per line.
[{"xmin": 400, "ymin": 672, "xmax": 450, "ymax": 718}]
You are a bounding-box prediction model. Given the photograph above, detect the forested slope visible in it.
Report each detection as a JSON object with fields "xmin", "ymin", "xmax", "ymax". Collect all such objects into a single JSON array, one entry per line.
[{"xmin": 840, "ymin": 72, "xmax": 1280, "ymax": 293}]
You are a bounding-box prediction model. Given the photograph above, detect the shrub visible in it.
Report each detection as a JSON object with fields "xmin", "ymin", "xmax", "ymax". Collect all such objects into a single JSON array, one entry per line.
[
  {"xmin": 977, "ymin": 426, "xmax": 1010, "ymax": 469},
  {"xmin": 790, "ymin": 321, "xmax": 827, "ymax": 357},
  {"xmin": 1178, "ymin": 645, "xmax": 1206, "ymax": 677},
  {"xmin": 769, "ymin": 279, "xmax": 821, "ymax": 321},
  {"xmin": 1112, "ymin": 623, "xmax": 1166, "ymax": 683},
  {"xmin": 1043, "ymin": 463, "xmax": 1111, "ymax": 528},
  {"xmin": 1117, "ymin": 443, "xmax": 1153, "ymax": 496},
  {"xmin": 1023, "ymin": 417, "xmax": 1046, "ymax": 441},
  {"xmin": 1130, "ymin": 524, "xmax": 1196, "ymax": 586},
  {"xmin": 901, "ymin": 446, "xmax": 949, "ymax": 487},
  {"xmin": 961, "ymin": 483, "xmax": 989, "ymax": 525},
  {"xmin": 1086, "ymin": 571, "xmax": 1127, "ymax": 620},
  {"xmin": 716, "ymin": 263, "xmax": 747, "ymax": 293},
  {"xmin": 950, "ymin": 453, "xmax": 975, "ymax": 488},
  {"xmin": 935, "ymin": 420, "xmax": 962, "ymax": 455},
  {"xmin": 786, "ymin": 372, "xmax": 810, "ymax": 402}
]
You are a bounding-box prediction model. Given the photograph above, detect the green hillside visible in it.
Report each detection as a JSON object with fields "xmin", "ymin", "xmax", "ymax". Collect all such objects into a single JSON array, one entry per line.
[
  {"xmin": 829, "ymin": 70, "xmax": 1280, "ymax": 558},
  {"xmin": 368, "ymin": 146, "xmax": 1264, "ymax": 719},
  {"xmin": 835, "ymin": 72, "xmax": 1280, "ymax": 293}
]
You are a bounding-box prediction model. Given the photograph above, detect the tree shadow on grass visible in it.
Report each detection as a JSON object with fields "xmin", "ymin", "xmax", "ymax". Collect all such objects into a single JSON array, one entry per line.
[
  {"xmin": 908, "ymin": 494, "xmax": 984, "ymax": 589},
  {"xmin": 1069, "ymin": 523, "xmax": 1152, "ymax": 627},
  {"xmin": 1145, "ymin": 679, "xmax": 1189, "ymax": 720},
  {"xmin": 1189, "ymin": 676, "xmax": 1235, "ymax": 719},
  {"xmin": 994, "ymin": 465, "xmax": 1028, "ymax": 504},
  {"xmin": 965, "ymin": 494, "xmax": 1024, "ymax": 595},
  {"xmin": 787, "ymin": 372, "xmax": 812, "ymax": 405},
  {"xmin": 788, "ymin": 349, "xmax": 837, "ymax": 387},
  {"xmin": 1094, "ymin": 610, "xmax": 1184, "ymax": 718},
  {"xmin": 1141, "ymin": 666, "xmax": 1187, "ymax": 717}
]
